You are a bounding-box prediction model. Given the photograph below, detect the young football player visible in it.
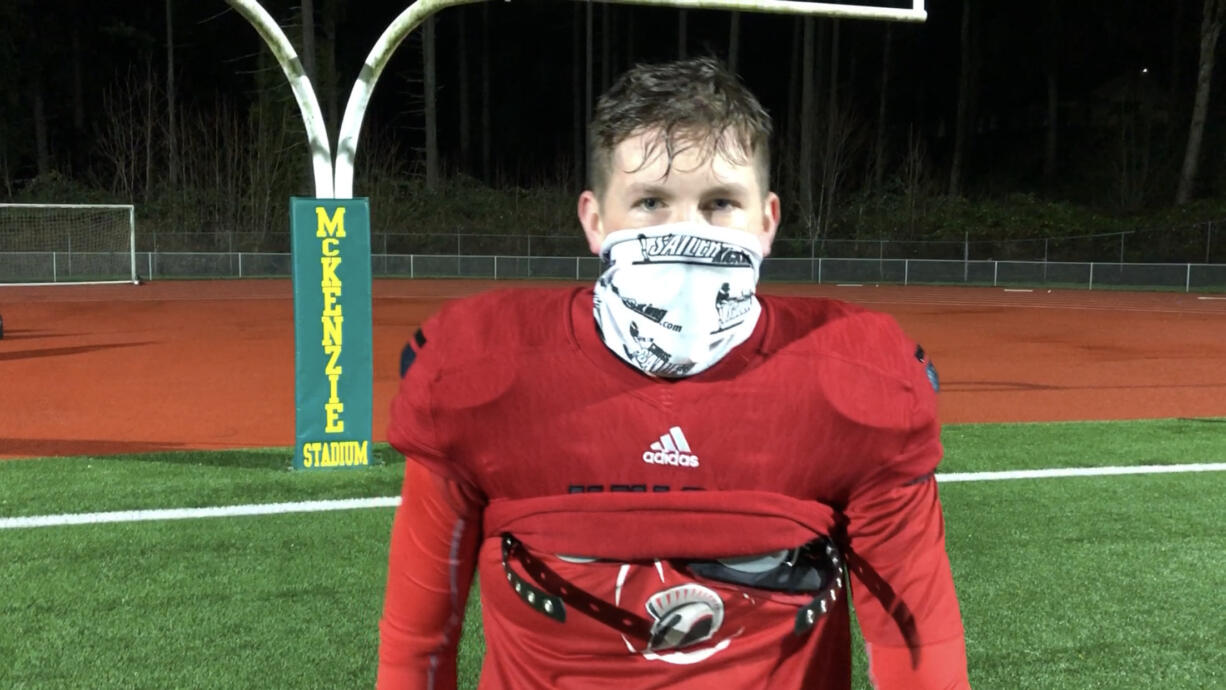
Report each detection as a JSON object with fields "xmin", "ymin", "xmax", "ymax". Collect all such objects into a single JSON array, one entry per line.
[{"xmin": 380, "ymin": 57, "xmax": 969, "ymax": 689}]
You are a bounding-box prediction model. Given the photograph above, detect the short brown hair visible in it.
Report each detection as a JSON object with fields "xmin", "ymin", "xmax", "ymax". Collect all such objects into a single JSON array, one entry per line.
[{"xmin": 588, "ymin": 57, "xmax": 773, "ymax": 199}]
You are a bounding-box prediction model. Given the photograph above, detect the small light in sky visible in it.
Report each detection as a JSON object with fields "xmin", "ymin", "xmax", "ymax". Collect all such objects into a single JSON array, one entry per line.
[{"xmin": 1141, "ymin": 67, "xmax": 1149, "ymax": 74}]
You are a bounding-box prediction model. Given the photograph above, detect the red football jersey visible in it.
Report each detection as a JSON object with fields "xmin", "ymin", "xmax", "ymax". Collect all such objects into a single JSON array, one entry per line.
[{"xmin": 381, "ymin": 287, "xmax": 968, "ymax": 689}]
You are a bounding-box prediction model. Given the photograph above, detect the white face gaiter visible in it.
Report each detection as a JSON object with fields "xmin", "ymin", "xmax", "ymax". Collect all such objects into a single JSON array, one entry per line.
[{"xmin": 593, "ymin": 222, "xmax": 764, "ymax": 378}]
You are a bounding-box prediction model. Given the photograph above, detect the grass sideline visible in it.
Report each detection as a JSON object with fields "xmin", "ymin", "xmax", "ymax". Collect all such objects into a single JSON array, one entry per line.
[{"xmin": 3, "ymin": 419, "xmax": 1225, "ymax": 689}]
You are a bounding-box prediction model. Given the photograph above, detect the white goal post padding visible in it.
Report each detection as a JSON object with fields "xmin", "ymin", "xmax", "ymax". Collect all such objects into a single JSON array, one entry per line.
[{"xmin": 0, "ymin": 203, "xmax": 138, "ymax": 286}]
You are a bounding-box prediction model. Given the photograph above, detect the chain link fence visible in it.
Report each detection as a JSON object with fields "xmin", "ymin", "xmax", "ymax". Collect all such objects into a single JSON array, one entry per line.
[
  {"xmin": 138, "ymin": 219, "xmax": 1225, "ymax": 265},
  {"xmin": 9, "ymin": 219, "xmax": 1225, "ymax": 290},
  {"xmin": 7, "ymin": 251, "xmax": 1224, "ymax": 292}
]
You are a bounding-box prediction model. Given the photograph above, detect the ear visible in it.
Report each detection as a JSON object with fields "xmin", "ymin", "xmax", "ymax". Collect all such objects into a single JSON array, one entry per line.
[
  {"xmin": 758, "ymin": 191, "xmax": 781, "ymax": 258},
  {"xmin": 577, "ymin": 190, "xmax": 606, "ymax": 255}
]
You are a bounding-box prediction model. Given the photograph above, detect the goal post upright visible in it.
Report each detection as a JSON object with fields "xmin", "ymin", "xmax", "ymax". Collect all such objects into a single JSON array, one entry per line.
[
  {"xmin": 334, "ymin": 0, "xmax": 487, "ymax": 198},
  {"xmin": 225, "ymin": 0, "xmax": 334, "ymax": 198}
]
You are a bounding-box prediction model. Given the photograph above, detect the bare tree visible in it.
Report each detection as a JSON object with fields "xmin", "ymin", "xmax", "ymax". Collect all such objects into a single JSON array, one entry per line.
[
  {"xmin": 816, "ymin": 20, "xmax": 841, "ymax": 236},
  {"xmin": 1170, "ymin": 0, "xmax": 1187, "ymax": 114},
  {"xmin": 585, "ymin": 0, "xmax": 593, "ymax": 181},
  {"xmin": 179, "ymin": 101, "xmax": 243, "ymax": 236},
  {"xmin": 1176, "ymin": 0, "xmax": 1225, "ymax": 204},
  {"xmin": 901, "ymin": 126, "xmax": 928, "ymax": 235},
  {"xmin": 1114, "ymin": 91, "xmax": 1155, "ymax": 211},
  {"xmin": 458, "ymin": 8, "xmax": 471, "ymax": 173},
  {"xmin": 948, "ymin": 0, "xmax": 976, "ymax": 196},
  {"xmin": 423, "ymin": 16, "xmax": 439, "ymax": 191},
  {"xmin": 246, "ymin": 41, "xmax": 305, "ymax": 238},
  {"xmin": 1042, "ymin": 0, "xmax": 1060, "ymax": 186},
  {"xmin": 298, "ymin": 0, "xmax": 319, "ymax": 186},
  {"xmin": 301, "ymin": 0, "xmax": 315, "ymax": 81},
  {"xmin": 166, "ymin": 0, "xmax": 178, "ymax": 187},
  {"xmin": 818, "ymin": 105, "xmax": 862, "ymax": 243},
  {"xmin": 678, "ymin": 9, "xmax": 688, "ymax": 58},
  {"xmin": 601, "ymin": 3, "xmax": 611, "ymax": 91},
  {"xmin": 31, "ymin": 53, "xmax": 51, "ymax": 176},
  {"xmin": 783, "ymin": 19, "xmax": 801, "ymax": 197},
  {"xmin": 872, "ymin": 24, "xmax": 892, "ymax": 191},
  {"xmin": 71, "ymin": 21, "xmax": 85, "ymax": 135},
  {"xmin": 798, "ymin": 18, "xmax": 817, "ymax": 239},
  {"xmin": 1, "ymin": 145, "xmax": 11, "ymax": 197},
  {"xmin": 321, "ymin": 0, "xmax": 341, "ymax": 141},
  {"xmin": 572, "ymin": 2, "xmax": 584, "ymax": 189},
  {"xmin": 728, "ymin": 12, "xmax": 741, "ymax": 72},
  {"xmin": 482, "ymin": 3, "xmax": 492, "ymax": 180},
  {"xmin": 626, "ymin": 8, "xmax": 636, "ymax": 67},
  {"xmin": 97, "ymin": 73, "xmax": 147, "ymax": 199},
  {"xmin": 143, "ymin": 53, "xmax": 154, "ymax": 200}
]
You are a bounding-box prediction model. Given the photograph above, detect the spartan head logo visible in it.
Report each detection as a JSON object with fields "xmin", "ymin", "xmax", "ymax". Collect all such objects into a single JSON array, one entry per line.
[
  {"xmin": 613, "ymin": 564, "xmax": 737, "ymax": 665},
  {"xmin": 644, "ymin": 584, "xmax": 726, "ymax": 652}
]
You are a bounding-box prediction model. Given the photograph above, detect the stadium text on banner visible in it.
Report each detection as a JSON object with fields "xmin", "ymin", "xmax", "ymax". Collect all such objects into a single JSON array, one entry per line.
[{"xmin": 290, "ymin": 198, "xmax": 373, "ymax": 470}]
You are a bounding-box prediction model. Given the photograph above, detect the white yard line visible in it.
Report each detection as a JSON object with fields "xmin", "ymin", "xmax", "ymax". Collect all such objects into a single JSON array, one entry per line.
[
  {"xmin": 0, "ymin": 496, "xmax": 400, "ymax": 530},
  {"xmin": 937, "ymin": 462, "xmax": 1226, "ymax": 483},
  {"xmin": 3, "ymin": 462, "xmax": 1225, "ymax": 530}
]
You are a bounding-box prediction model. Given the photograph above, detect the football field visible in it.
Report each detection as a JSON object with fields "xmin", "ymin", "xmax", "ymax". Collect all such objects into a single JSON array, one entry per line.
[
  {"xmin": 3, "ymin": 280, "xmax": 1225, "ymax": 688},
  {"xmin": 3, "ymin": 419, "xmax": 1224, "ymax": 689}
]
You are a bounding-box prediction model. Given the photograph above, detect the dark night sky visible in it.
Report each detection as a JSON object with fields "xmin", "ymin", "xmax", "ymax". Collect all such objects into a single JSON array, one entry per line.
[{"xmin": 0, "ymin": 1, "xmax": 1203, "ymax": 195}]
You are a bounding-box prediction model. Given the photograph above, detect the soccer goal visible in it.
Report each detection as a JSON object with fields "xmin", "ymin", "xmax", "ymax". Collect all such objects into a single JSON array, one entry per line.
[{"xmin": 0, "ymin": 203, "xmax": 138, "ymax": 286}]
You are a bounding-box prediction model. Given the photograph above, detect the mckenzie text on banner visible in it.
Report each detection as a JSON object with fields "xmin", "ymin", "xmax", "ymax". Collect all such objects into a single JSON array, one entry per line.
[{"xmin": 290, "ymin": 198, "xmax": 373, "ymax": 470}]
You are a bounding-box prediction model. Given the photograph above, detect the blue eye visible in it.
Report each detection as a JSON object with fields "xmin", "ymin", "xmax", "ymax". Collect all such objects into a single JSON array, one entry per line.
[{"xmin": 636, "ymin": 198, "xmax": 662, "ymax": 211}]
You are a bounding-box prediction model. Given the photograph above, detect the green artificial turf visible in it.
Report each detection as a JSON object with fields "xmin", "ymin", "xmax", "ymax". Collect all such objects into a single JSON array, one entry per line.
[
  {"xmin": 0, "ymin": 444, "xmax": 406, "ymax": 518},
  {"xmin": 1, "ymin": 419, "xmax": 1223, "ymax": 689}
]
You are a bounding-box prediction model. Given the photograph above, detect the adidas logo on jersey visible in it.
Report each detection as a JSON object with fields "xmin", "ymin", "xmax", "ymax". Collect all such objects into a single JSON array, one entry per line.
[{"xmin": 642, "ymin": 426, "xmax": 700, "ymax": 468}]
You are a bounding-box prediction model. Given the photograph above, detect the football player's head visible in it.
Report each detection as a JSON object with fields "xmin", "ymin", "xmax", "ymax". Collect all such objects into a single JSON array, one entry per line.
[{"xmin": 578, "ymin": 57, "xmax": 781, "ymax": 256}]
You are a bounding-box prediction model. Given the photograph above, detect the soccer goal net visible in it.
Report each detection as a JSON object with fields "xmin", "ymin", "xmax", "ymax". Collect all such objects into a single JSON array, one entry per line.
[{"xmin": 0, "ymin": 203, "xmax": 138, "ymax": 285}]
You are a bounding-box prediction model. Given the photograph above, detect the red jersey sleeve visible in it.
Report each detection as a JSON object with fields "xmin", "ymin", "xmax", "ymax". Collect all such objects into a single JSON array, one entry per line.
[
  {"xmin": 382, "ymin": 314, "xmax": 485, "ymax": 688},
  {"xmin": 846, "ymin": 476, "xmax": 969, "ymax": 689},
  {"xmin": 844, "ymin": 319, "xmax": 970, "ymax": 689},
  {"xmin": 378, "ymin": 460, "xmax": 482, "ymax": 690}
]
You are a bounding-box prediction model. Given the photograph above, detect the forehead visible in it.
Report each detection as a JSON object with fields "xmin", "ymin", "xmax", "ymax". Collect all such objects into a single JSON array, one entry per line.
[{"xmin": 610, "ymin": 128, "xmax": 756, "ymax": 189}]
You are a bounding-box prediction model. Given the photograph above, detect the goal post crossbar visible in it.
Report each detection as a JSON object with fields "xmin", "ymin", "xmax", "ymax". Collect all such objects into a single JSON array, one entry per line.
[
  {"xmin": 226, "ymin": 0, "xmax": 926, "ymax": 199},
  {"xmin": 588, "ymin": 0, "xmax": 925, "ymax": 22}
]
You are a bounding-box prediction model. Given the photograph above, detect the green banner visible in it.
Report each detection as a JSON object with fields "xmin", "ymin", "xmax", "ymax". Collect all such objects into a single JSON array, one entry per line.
[{"xmin": 290, "ymin": 198, "xmax": 373, "ymax": 470}]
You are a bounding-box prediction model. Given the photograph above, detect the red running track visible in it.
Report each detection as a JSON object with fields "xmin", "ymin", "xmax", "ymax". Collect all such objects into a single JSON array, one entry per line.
[{"xmin": 2, "ymin": 279, "xmax": 1224, "ymax": 458}]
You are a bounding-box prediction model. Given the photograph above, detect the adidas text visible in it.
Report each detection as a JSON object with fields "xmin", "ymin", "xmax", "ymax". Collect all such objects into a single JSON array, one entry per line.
[{"xmin": 642, "ymin": 450, "xmax": 700, "ymax": 468}]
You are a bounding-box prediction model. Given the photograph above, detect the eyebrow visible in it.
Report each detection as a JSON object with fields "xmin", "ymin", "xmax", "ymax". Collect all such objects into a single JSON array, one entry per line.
[
  {"xmin": 624, "ymin": 183, "xmax": 670, "ymax": 198},
  {"xmin": 623, "ymin": 183, "xmax": 751, "ymax": 198},
  {"xmin": 704, "ymin": 184, "xmax": 751, "ymax": 198}
]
